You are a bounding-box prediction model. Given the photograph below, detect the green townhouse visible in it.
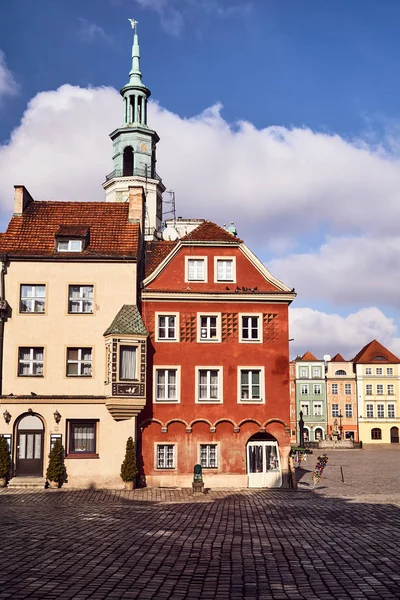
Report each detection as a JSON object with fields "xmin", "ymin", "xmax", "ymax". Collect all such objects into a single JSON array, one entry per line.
[{"xmin": 295, "ymin": 351, "xmax": 327, "ymax": 442}]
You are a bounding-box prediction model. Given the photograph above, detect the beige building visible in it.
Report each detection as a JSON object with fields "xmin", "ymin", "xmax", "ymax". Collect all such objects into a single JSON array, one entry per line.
[
  {"xmin": 0, "ymin": 186, "xmax": 148, "ymax": 487},
  {"xmin": 326, "ymin": 353, "xmax": 358, "ymax": 441},
  {"xmin": 354, "ymin": 340, "xmax": 400, "ymax": 444}
]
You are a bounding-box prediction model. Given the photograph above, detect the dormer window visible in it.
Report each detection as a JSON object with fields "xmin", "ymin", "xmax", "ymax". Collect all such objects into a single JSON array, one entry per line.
[
  {"xmin": 55, "ymin": 225, "xmax": 90, "ymax": 253},
  {"xmin": 57, "ymin": 239, "xmax": 82, "ymax": 252}
]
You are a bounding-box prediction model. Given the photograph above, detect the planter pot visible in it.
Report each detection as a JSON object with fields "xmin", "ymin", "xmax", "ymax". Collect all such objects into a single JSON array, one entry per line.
[
  {"xmin": 0, "ymin": 478, "xmax": 7, "ymax": 488},
  {"xmin": 48, "ymin": 480, "xmax": 59, "ymax": 489},
  {"xmin": 123, "ymin": 481, "xmax": 135, "ymax": 491}
]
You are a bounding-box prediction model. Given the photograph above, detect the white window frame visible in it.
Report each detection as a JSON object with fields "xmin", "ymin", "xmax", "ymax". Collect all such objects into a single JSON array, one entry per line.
[
  {"xmin": 19, "ymin": 284, "xmax": 46, "ymax": 314},
  {"xmin": 376, "ymin": 367, "xmax": 383, "ymax": 375},
  {"xmin": 312, "ymin": 367, "xmax": 320, "ymax": 378},
  {"xmin": 214, "ymin": 256, "xmax": 236, "ymax": 283},
  {"xmin": 238, "ymin": 367, "xmax": 265, "ymax": 403},
  {"xmin": 376, "ymin": 384, "xmax": 384, "ymax": 396},
  {"xmin": 387, "ymin": 384, "xmax": 395, "ymax": 395},
  {"xmin": 300, "ymin": 384, "xmax": 309, "ymax": 395},
  {"xmin": 239, "ymin": 313, "xmax": 262, "ymax": 343},
  {"xmin": 331, "ymin": 383, "xmax": 338, "ymax": 395},
  {"xmin": 57, "ymin": 239, "xmax": 83, "ymax": 252},
  {"xmin": 365, "ymin": 384, "xmax": 373, "ymax": 396},
  {"xmin": 387, "ymin": 368, "xmax": 394, "ymax": 376},
  {"xmin": 345, "ymin": 403, "xmax": 352, "ymax": 418},
  {"xmin": 300, "ymin": 403, "xmax": 309, "ymax": 416},
  {"xmin": 155, "ymin": 444, "xmax": 176, "ymax": 470},
  {"xmin": 153, "ymin": 366, "xmax": 180, "ymax": 403},
  {"xmin": 300, "ymin": 367, "xmax": 308, "ymax": 378},
  {"xmin": 365, "ymin": 367, "xmax": 372, "ymax": 375},
  {"xmin": 195, "ymin": 367, "xmax": 223, "ymax": 403},
  {"xmin": 185, "ymin": 256, "xmax": 208, "ymax": 283},
  {"xmin": 366, "ymin": 404, "xmax": 374, "ymax": 418},
  {"xmin": 18, "ymin": 347, "xmax": 44, "ymax": 377},
  {"xmin": 388, "ymin": 404, "xmax": 395, "ymax": 418},
  {"xmin": 344, "ymin": 383, "xmax": 352, "ymax": 395},
  {"xmin": 313, "ymin": 384, "xmax": 322, "ymax": 395},
  {"xmin": 118, "ymin": 345, "xmax": 138, "ymax": 381},
  {"xmin": 66, "ymin": 347, "xmax": 92, "ymax": 377},
  {"xmin": 197, "ymin": 313, "xmax": 221, "ymax": 342},
  {"xmin": 199, "ymin": 443, "xmax": 219, "ymax": 468},
  {"xmin": 313, "ymin": 403, "xmax": 322, "ymax": 416},
  {"xmin": 377, "ymin": 404, "xmax": 385, "ymax": 418},
  {"xmin": 155, "ymin": 312, "xmax": 179, "ymax": 342},
  {"xmin": 68, "ymin": 285, "xmax": 94, "ymax": 314},
  {"xmin": 332, "ymin": 404, "xmax": 339, "ymax": 417}
]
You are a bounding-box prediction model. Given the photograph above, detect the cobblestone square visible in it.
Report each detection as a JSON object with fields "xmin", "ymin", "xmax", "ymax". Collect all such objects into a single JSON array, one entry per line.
[{"xmin": 0, "ymin": 448, "xmax": 399, "ymax": 599}]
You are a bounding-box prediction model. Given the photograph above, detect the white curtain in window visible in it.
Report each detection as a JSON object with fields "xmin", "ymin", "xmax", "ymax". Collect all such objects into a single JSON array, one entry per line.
[{"xmin": 120, "ymin": 347, "xmax": 136, "ymax": 379}]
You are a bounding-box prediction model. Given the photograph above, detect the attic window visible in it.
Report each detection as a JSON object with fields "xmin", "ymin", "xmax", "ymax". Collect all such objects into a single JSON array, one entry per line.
[
  {"xmin": 373, "ymin": 356, "xmax": 386, "ymax": 361},
  {"xmin": 57, "ymin": 239, "xmax": 82, "ymax": 252},
  {"xmin": 55, "ymin": 225, "xmax": 90, "ymax": 252}
]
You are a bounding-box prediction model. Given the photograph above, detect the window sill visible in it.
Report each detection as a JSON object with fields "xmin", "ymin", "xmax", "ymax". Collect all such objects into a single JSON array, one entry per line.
[
  {"xmin": 18, "ymin": 374, "xmax": 44, "ymax": 378},
  {"xmin": 66, "ymin": 375, "xmax": 93, "ymax": 378},
  {"xmin": 66, "ymin": 453, "xmax": 99, "ymax": 459}
]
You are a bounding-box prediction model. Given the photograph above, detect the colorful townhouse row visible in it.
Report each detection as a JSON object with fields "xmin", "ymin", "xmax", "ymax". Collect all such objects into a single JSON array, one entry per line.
[
  {"xmin": 289, "ymin": 341, "xmax": 400, "ymax": 445},
  {"xmin": 0, "ymin": 25, "xmax": 296, "ymax": 489}
]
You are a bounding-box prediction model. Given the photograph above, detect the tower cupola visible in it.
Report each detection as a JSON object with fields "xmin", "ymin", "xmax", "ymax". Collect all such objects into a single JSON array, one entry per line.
[{"xmin": 103, "ymin": 19, "xmax": 165, "ymax": 240}]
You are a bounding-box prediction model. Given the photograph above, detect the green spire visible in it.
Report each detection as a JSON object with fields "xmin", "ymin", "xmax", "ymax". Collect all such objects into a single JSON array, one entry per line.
[{"xmin": 126, "ymin": 18, "xmax": 146, "ymax": 91}]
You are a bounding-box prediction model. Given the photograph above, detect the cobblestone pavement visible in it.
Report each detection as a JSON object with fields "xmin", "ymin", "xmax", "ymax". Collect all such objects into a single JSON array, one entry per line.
[{"xmin": 0, "ymin": 449, "xmax": 399, "ymax": 599}]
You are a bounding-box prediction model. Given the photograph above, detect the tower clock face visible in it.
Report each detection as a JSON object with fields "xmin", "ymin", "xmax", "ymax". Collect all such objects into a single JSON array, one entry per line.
[{"xmin": 140, "ymin": 143, "xmax": 148, "ymax": 152}]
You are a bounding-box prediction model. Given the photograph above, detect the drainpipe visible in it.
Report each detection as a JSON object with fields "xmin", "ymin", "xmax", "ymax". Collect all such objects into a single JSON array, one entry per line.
[{"xmin": 0, "ymin": 255, "xmax": 8, "ymax": 396}]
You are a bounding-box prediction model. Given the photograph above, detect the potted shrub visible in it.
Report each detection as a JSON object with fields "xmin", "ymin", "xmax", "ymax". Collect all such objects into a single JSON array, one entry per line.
[
  {"xmin": 120, "ymin": 437, "xmax": 138, "ymax": 490},
  {"xmin": 0, "ymin": 435, "xmax": 11, "ymax": 487},
  {"xmin": 46, "ymin": 439, "xmax": 67, "ymax": 489}
]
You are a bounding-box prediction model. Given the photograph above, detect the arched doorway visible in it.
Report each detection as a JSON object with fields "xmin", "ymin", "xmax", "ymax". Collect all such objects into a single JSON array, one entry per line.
[
  {"xmin": 15, "ymin": 414, "xmax": 44, "ymax": 476},
  {"xmin": 390, "ymin": 426, "xmax": 399, "ymax": 444},
  {"xmin": 246, "ymin": 432, "xmax": 282, "ymax": 488},
  {"xmin": 314, "ymin": 427, "xmax": 324, "ymax": 441},
  {"xmin": 123, "ymin": 146, "xmax": 134, "ymax": 176}
]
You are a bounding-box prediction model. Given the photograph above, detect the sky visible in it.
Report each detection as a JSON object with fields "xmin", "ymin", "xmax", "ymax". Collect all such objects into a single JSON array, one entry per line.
[{"xmin": 1, "ymin": 0, "xmax": 400, "ymax": 359}]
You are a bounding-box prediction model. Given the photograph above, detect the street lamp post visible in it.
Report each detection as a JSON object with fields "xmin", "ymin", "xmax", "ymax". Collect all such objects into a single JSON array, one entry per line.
[{"xmin": 338, "ymin": 410, "xmax": 343, "ymax": 439}]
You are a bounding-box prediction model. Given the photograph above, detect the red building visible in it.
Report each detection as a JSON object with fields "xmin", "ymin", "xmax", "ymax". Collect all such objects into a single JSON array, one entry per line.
[{"xmin": 139, "ymin": 219, "xmax": 296, "ymax": 488}]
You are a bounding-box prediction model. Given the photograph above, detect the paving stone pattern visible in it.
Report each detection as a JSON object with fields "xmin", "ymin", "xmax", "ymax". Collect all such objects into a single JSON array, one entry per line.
[{"xmin": 0, "ymin": 449, "xmax": 399, "ymax": 599}]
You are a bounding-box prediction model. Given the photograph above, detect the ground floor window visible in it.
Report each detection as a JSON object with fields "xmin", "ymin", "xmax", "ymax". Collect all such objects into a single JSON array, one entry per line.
[
  {"xmin": 345, "ymin": 431, "xmax": 354, "ymax": 440},
  {"xmin": 200, "ymin": 444, "xmax": 218, "ymax": 468},
  {"xmin": 314, "ymin": 427, "xmax": 323, "ymax": 440},
  {"xmin": 67, "ymin": 420, "xmax": 97, "ymax": 455},
  {"xmin": 156, "ymin": 444, "xmax": 175, "ymax": 469},
  {"xmin": 371, "ymin": 428, "xmax": 382, "ymax": 440}
]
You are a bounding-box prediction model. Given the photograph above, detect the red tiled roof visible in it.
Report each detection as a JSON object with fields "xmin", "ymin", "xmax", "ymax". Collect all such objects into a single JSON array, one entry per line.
[
  {"xmin": 144, "ymin": 240, "xmax": 178, "ymax": 278},
  {"xmin": 180, "ymin": 221, "xmax": 243, "ymax": 243},
  {"xmin": 0, "ymin": 202, "xmax": 139, "ymax": 258},
  {"xmin": 352, "ymin": 339, "xmax": 400, "ymax": 364},
  {"xmin": 299, "ymin": 351, "xmax": 319, "ymax": 361},
  {"xmin": 331, "ymin": 353, "xmax": 346, "ymax": 362},
  {"xmin": 56, "ymin": 224, "xmax": 90, "ymax": 237}
]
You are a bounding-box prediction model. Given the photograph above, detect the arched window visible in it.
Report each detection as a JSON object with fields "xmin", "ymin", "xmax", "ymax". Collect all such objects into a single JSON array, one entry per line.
[
  {"xmin": 123, "ymin": 146, "xmax": 134, "ymax": 176},
  {"xmin": 335, "ymin": 370, "xmax": 346, "ymax": 375},
  {"xmin": 371, "ymin": 428, "xmax": 382, "ymax": 440}
]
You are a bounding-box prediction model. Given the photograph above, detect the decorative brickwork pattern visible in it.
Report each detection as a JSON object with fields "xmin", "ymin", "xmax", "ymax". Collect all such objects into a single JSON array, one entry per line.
[
  {"xmin": 263, "ymin": 313, "xmax": 279, "ymax": 343},
  {"xmin": 180, "ymin": 314, "xmax": 196, "ymax": 342},
  {"xmin": 221, "ymin": 313, "xmax": 238, "ymax": 342}
]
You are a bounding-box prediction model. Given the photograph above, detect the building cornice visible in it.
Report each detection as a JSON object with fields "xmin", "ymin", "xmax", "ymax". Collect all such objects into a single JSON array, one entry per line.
[{"xmin": 141, "ymin": 291, "xmax": 296, "ymax": 303}]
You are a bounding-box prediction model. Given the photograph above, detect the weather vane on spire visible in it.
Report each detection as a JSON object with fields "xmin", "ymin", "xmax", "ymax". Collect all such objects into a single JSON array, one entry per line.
[{"xmin": 128, "ymin": 18, "xmax": 138, "ymax": 31}]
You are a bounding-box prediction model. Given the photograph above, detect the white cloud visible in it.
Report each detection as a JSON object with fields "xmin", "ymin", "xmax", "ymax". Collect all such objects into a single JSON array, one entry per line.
[
  {"xmin": 269, "ymin": 235, "xmax": 400, "ymax": 308},
  {"xmin": 0, "ymin": 50, "xmax": 19, "ymax": 101},
  {"xmin": 289, "ymin": 307, "xmax": 400, "ymax": 360},
  {"xmin": 2, "ymin": 83, "xmax": 400, "ymax": 354},
  {"xmin": 77, "ymin": 19, "xmax": 112, "ymax": 44}
]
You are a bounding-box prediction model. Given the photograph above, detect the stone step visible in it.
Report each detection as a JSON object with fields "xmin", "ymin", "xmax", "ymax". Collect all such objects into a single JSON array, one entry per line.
[{"xmin": 8, "ymin": 477, "xmax": 46, "ymax": 489}]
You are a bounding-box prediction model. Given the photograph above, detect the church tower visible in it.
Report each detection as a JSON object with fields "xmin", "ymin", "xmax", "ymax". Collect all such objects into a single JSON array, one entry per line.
[{"xmin": 103, "ymin": 19, "xmax": 165, "ymax": 240}]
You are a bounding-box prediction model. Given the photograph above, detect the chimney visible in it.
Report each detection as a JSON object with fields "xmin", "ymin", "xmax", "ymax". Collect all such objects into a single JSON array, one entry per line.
[
  {"xmin": 14, "ymin": 186, "xmax": 34, "ymax": 216},
  {"xmin": 128, "ymin": 186, "xmax": 145, "ymax": 228}
]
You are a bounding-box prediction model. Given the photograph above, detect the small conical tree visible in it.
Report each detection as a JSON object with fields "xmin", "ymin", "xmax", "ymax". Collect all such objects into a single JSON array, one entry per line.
[
  {"xmin": 120, "ymin": 437, "xmax": 138, "ymax": 482},
  {"xmin": 46, "ymin": 439, "xmax": 67, "ymax": 487},
  {"xmin": 0, "ymin": 435, "xmax": 11, "ymax": 482}
]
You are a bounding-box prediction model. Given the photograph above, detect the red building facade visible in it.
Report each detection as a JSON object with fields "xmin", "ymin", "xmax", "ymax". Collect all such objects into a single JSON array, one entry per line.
[{"xmin": 139, "ymin": 221, "xmax": 296, "ymax": 488}]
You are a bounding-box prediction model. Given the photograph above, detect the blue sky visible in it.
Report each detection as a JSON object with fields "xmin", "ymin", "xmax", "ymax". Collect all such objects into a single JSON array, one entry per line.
[{"xmin": 2, "ymin": 0, "xmax": 400, "ymax": 358}]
